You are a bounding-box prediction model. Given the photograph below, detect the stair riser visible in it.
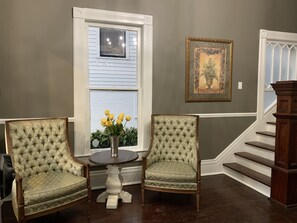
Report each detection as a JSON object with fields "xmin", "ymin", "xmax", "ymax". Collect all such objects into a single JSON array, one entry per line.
[
  {"xmin": 266, "ymin": 124, "xmax": 276, "ymax": 132},
  {"xmin": 254, "ymin": 134, "xmax": 275, "ymax": 145},
  {"xmin": 224, "ymin": 168, "xmax": 271, "ymax": 197},
  {"xmin": 244, "ymin": 145, "xmax": 275, "ymax": 161},
  {"xmin": 235, "ymin": 156, "xmax": 272, "ymax": 177}
]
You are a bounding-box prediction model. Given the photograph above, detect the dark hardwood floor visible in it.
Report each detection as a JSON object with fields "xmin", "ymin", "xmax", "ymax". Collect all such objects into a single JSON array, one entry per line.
[{"xmin": 2, "ymin": 174, "xmax": 297, "ymax": 223}]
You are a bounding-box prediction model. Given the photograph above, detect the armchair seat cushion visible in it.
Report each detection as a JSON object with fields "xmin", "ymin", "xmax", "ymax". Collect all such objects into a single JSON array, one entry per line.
[
  {"xmin": 145, "ymin": 161, "xmax": 196, "ymax": 182},
  {"xmin": 23, "ymin": 171, "xmax": 87, "ymax": 206},
  {"xmin": 144, "ymin": 180, "xmax": 197, "ymax": 190}
]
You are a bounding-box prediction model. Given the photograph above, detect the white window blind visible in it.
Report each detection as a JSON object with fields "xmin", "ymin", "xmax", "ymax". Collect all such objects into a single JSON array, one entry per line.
[{"xmin": 88, "ymin": 27, "xmax": 138, "ymax": 89}]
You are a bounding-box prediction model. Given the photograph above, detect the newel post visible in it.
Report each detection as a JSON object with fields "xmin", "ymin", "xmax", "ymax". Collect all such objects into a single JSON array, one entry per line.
[{"xmin": 271, "ymin": 81, "xmax": 297, "ymax": 207}]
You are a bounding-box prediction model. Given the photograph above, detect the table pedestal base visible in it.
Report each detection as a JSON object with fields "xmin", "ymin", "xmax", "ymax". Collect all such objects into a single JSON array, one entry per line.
[
  {"xmin": 97, "ymin": 190, "xmax": 132, "ymax": 209},
  {"xmin": 96, "ymin": 165, "xmax": 133, "ymax": 209}
]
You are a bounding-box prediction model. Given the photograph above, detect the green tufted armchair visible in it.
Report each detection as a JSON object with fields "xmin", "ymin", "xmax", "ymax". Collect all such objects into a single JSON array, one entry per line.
[
  {"xmin": 141, "ymin": 114, "xmax": 200, "ymax": 210},
  {"xmin": 5, "ymin": 118, "xmax": 91, "ymax": 222}
]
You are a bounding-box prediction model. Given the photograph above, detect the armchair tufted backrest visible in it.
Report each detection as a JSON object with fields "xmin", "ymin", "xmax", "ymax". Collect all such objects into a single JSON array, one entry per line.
[
  {"xmin": 147, "ymin": 115, "xmax": 199, "ymax": 171},
  {"xmin": 5, "ymin": 118, "xmax": 77, "ymax": 178}
]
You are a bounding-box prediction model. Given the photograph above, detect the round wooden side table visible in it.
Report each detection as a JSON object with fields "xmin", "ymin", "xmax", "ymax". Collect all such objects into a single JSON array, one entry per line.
[{"xmin": 89, "ymin": 150, "xmax": 138, "ymax": 209}]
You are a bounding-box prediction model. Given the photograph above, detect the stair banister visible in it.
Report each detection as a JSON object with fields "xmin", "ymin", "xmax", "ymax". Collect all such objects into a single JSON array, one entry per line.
[{"xmin": 271, "ymin": 81, "xmax": 297, "ymax": 207}]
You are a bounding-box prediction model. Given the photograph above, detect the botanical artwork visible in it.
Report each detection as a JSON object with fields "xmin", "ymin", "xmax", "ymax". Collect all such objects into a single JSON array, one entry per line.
[
  {"xmin": 194, "ymin": 47, "xmax": 226, "ymax": 94},
  {"xmin": 186, "ymin": 37, "xmax": 233, "ymax": 102}
]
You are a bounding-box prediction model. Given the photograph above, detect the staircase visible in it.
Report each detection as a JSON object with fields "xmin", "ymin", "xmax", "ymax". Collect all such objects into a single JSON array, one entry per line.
[{"xmin": 223, "ymin": 118, "xmax": 276, "ymax": 196}]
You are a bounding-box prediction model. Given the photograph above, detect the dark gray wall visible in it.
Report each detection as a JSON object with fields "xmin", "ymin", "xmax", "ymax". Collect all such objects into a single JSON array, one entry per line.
[{"xmin": 1, "ymin": 0, "xmax": 297, "ymax": 159}]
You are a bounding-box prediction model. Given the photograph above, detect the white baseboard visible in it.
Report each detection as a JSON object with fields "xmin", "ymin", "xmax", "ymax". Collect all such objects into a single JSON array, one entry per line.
[{"xmin": 201, "ymin": 159, "xmax": 223, "ymax": 176}]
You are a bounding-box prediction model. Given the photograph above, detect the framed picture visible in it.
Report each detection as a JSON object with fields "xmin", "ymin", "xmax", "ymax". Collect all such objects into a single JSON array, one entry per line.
[{"xmin": 185, "ymin": 37, "xmax": 233, "ymax": 102}]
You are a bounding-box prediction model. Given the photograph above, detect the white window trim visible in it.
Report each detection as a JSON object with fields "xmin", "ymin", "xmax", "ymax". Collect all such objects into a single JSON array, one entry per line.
[{"xmin": 73, "ymin": 7, "xmax": 153, "ymax": 156}]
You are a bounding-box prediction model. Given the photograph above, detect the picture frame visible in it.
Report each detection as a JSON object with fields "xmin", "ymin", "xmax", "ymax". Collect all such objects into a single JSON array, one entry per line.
[{"xmin": 185, "ymin": 37, "xmax": 233, "ymax": 102}]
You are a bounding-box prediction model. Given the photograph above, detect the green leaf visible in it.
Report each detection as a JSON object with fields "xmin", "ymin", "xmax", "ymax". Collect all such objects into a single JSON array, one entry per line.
[{"xmin": 91, "ymin": 127, "xmax": 138, "ymax": 149}]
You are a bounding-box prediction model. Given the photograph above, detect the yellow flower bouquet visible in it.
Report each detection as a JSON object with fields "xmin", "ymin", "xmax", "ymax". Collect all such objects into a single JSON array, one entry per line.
[{"xmin": 101, "ymin": 110, "xmax": 131, "ymax": 136}]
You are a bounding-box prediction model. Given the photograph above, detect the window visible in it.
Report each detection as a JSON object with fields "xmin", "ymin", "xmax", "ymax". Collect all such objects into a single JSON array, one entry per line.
[
  {"xmin": 73, "ymin": 8, "xmax": 153, "ymax": 156},
  {"xmin": 89, "ymin": 25, "xmax": 139, "ymax": 148}
]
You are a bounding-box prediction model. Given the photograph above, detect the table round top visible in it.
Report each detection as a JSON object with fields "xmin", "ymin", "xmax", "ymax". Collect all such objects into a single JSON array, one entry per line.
[{"xmin": 89, "ymin": 149, "xmax": 139, "ymax": 166}]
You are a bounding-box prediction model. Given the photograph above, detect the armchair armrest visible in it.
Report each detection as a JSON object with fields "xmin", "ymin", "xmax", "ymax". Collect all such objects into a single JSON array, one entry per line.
[
  {"xmin": 142, "ymin": 143, "xmax": 159, "ymax": 169},
  {"xmin": 64, "ymin": 155, "xmax": 90, "ymax": 178},
  {"xmin": 11, "ymin": 172, "xmax": 25, "ymax": 220},
  {"xmin": 71, "ymin": 156, "xmax": 90, "ymax": 178},
  {"xmin": 70, "ymin": 156, "xmax": 91, "ymax": 199},
  {"xmin": 14, "ymin": 173, "xmax": 24, "ymax": 205},
  {"xmin": 142, "ymin": 156, "xmax": 148, "ymax": 177}
]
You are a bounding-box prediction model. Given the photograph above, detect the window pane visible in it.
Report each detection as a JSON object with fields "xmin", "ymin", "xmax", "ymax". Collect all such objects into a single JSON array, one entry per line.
[
  {"xmin": 90, "ymin": 90, "xmax": 138, "ymax": 148},
  {"xmin": 100, "ymin": 28, "xmax": 126, "ymax": 58},
  {"xmin": 88, "ymin": 27, "xmax": 138, "ymax": 89},
  {"xmin": 289, "ymin": 46, "xmax": 296, "ymax": 79}
]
